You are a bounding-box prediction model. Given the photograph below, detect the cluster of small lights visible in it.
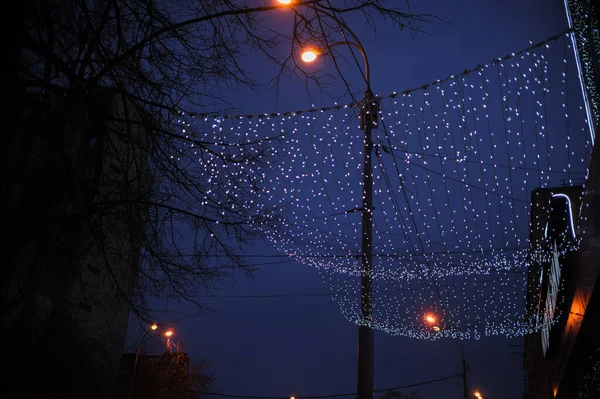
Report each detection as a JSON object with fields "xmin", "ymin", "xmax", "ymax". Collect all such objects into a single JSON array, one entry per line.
[
  {"xmin": 177, "ymin": 34, "xmax": 593, "ymax": 339},
  {"xmin": 565, "ymin": 0, "xmax": 600, "ymax": 127}
]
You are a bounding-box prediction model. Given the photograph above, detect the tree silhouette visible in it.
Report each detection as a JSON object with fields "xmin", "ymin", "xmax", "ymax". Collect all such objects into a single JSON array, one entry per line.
[{"xmin": 4, "ymin": 1, "xmax": 432, "ymax": 396}]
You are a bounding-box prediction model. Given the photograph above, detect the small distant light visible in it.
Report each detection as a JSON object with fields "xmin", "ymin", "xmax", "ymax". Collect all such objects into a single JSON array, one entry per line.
[
  {"xmin": 425, "ymin": 314, "xmax": 436, "ymax": 324},
  {"xmin": 290, "ymin": 396, "xmax": 296, "ymax": 399},
  {"xmin": 433, "ymin": 326, "xmax": 441, "ymax": 331},
  {"xmin": 164, "ymin": 330, "xmax": 174, "ymax": 337},
  {"xmin": 150, "ymin": 324, "xmax": 158, "ymax": 330},
  {"xmin": 277, "ymin": 0, "xmax": 292, "ymax": 4}
]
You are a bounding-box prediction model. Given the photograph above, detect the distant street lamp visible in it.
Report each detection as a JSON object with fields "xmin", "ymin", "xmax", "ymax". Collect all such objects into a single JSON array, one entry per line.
[
  {"xmin": 424, "ymin": 313, "xmax": 469, "ymax": 399},
  {"xmin": 425, "ymin": 314, "xmax": 437, "ymax": 325},
  {"xmin": 129, "ymin": 324, "xmax": 175, "ymax": 399},
  {"xmin": 474, "ymin": 391, "xmax": 483, "ymax": 399}
]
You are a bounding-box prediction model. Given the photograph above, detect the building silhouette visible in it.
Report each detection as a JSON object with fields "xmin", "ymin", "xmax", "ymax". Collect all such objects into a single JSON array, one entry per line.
[
  {"xmin": 3, "ymin": 90, "xmax": 150, "ymax": 398},
  {"xmin": 116, "ymin": 351, "xmax": 192, "ymax": 399},
  {"xmin": 522, "ymin": 130, "xmax": 600, "ymax": 398},
  {"xmin": 522, "ymin": 2, "xmax": 600, "ymax": 396}
]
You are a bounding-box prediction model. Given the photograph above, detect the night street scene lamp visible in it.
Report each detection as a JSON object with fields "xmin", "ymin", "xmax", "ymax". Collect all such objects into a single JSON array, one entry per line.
[{"xmin": 297, "ymin": 37, "xmax": 377, "ymax": 399}]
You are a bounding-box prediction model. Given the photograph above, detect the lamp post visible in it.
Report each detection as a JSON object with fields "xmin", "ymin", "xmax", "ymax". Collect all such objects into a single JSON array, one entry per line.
[
  {"xmin": 297, "ymin": 21, "xmax": 377, "ymax": 399},
  {"xmin": 129, "ymin": 324, "xmax": 174, "ymax": 399},
  {"xmin": 277, "ymin": 2, "xmax": 377, "ymax": 397},
  {"xmin": 424, "ymin": 314, "xmax": 469, "ymax": 399},
  {"xmin": 460, "ymin": 340, "xmax": 469, "ymax": 399}
]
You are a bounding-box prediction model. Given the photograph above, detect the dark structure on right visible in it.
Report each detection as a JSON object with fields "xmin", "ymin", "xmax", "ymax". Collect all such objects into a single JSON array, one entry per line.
[
  {"xmin": 522, "ymin": 1, "xmax": 600, "ymax": 397},
  {"xmin": 522, "ymin": 120, "xmax": 600, "ymax": 398}
]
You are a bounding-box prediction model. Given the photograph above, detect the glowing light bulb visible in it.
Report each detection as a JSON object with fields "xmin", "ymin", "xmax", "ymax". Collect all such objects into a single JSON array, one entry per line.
[{"xmin": 301, "ymin": 50, "xmax": 319, "ymax": 63}]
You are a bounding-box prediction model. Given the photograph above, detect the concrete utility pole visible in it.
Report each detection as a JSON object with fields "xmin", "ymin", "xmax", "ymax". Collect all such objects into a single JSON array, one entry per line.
[
  {"xmin": 460, "ymin": 342, "xmax": 469, "ymax": 399},
  {"xmin": 282, "ymin": 2, "xmax": 378, "ymax": 397},
  {"xmin": 358, "ymin": 87, "xmax": 378, "ymax": 399},
  {"xmin": 462, "ymin": 356, "xmax": 468, "ymax": 399}
]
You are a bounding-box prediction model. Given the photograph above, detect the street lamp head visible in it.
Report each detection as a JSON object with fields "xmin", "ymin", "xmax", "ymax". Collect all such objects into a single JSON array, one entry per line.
[
  {"xmin": 300, "ymin": 48, "xmax": 320, "ymax": 63},
  {"xmin": 425, "ymin": 314, "xmax": 436, "ymax": 324},
  {"xmin": 474, "ymin": 391, "xmax": 483, "ymax": 399},
  {"xmin": 277, "ymin": 0, "xmax": 292, "ymax": 4},
  {"xmin": 150, "ymin": 323, "xmax": 158, "ymax": 331},
  {"xmin": 164, "ymin": 329, "xmax": 174, "ymax": 338}
]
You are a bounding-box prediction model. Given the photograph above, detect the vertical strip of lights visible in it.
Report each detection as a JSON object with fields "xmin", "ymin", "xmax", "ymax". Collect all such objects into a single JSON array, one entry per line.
[{"xmin": 564, "ymin": 0, "xmax": 599, "ymax": 144}]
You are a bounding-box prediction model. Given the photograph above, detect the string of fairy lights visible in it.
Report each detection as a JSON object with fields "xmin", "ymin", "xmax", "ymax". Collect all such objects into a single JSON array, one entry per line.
[{"xmin": 173, "ymin": 31, "xmax": 594, "ymax": 340}]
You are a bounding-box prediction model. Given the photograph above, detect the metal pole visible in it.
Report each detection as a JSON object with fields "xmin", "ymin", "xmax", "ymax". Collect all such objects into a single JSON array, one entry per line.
[
  {"xmin": 461, "ymin": 343, "xmax": 469, "ymax": 399},
  {"xmin": 129, "ymin": 329, "xmax": 154, "ymax": 399},
  {"xmin": 357, "ymin": 89, "xmax": 376, "ymax": 399}
]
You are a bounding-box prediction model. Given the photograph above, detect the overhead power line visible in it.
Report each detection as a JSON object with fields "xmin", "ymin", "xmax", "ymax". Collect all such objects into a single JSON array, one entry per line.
[{"xmin": 188, "ymin": 29, "xmax": 571, "ymax": 119}]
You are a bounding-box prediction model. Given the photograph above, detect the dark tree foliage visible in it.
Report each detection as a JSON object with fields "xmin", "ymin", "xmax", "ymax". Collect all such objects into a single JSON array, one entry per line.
[
  {"xmin": 130, "ymin": 351, "xmax": 214, "ymax": 399},
  {"xmin": 3, "ymin": 1, "xmax": 430, "ymax": 397}
]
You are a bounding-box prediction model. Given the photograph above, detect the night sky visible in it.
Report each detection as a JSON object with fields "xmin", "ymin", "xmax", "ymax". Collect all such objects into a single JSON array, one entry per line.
[{"xmin": 125, "ymin": 1, "xmax": 586, "ymax": 398}]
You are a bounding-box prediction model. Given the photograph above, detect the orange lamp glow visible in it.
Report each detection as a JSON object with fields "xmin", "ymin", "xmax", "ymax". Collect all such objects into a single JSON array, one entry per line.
[
  {"xmin": 277, "ymin": 0, "xmax": 292, "ymax": 4},
  {"xmin": 301, "ymin": 49, "xmax": 319, "ymax": 63},
  {"xmin": 150, "ymin": 324, "xmax": 158, "ymax": 330},
  {"xmin": 425, "ymin": 314, "xmax": 436, "ymax": 324},
  {"xmin": 164, "ymin": 329, "xmax": 174, "ymax": 337}
]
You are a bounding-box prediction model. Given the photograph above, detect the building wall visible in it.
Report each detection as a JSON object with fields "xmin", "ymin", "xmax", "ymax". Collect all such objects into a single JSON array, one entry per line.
[
  {"xmin": 523, "ymin": 119, "xmax": 600, "ymax": 399},
  {"xmin": 2, "ymin": 90, "xmax": 151, "ymax": 398},
  {"xmin": 67, "ymin": 91, "xmax": 152, "ymax": 396}
]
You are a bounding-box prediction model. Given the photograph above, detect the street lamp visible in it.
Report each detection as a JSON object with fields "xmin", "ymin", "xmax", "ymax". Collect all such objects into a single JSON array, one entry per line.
[
  {"xmin": 474, "ymin": 391, "xmax": 483, "ymax": 399},
  {"xmin": 129, "ymin": 324, "xmax": 174, "ymax": 399},
  {"xmin": 424, "ymin": 313, "xmax": 469, "ymax": 399},
  {"xmin": 297, "ymin": 13, "xmax": 378, "ymax": 399},
  {"xmin": 300, "ymin": 49, "xmax": 319, "ymax": 63},
  {"xmin": 424, "ymin": 314, "xmax": 437, "ymax": 324}
]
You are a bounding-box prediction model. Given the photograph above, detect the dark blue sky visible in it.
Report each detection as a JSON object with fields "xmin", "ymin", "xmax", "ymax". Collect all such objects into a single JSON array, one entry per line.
[{"xmin": 126, "ymin": 1, "xmax": 586, "ymax": 398}]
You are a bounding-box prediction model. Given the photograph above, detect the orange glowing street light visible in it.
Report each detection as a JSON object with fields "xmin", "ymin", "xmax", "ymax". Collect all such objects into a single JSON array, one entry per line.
[
  {"xmin": 300, "ymin": 49, "xmax": 320, "ymax": 63},
  {"xmin": 130, "ymin": 324, "xmax": 176, "ymax": 399},
  {"xmin": 424, "ymin": 314, "xmax": 441, "ymax": 331},
  {"xmin": 276, "ymin": 0, "xmax": 292, "ymax": 4},
  {"xmin": 474, "ymin": 391, "xmax": 483, "ymax": 399}
]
